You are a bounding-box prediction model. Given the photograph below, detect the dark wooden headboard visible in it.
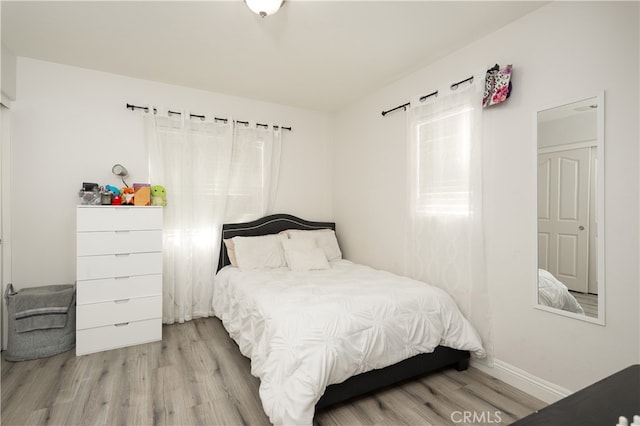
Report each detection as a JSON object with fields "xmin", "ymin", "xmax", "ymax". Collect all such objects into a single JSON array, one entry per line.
[{"xmin": 217, "ymin": 214, "xmax": 336, "ymax": 272}]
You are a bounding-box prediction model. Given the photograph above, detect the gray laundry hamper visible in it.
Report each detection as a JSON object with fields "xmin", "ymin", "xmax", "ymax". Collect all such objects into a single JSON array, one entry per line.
[{"xmin": 4, "ymin": 283, "xmax": 76, "ymax": 361}]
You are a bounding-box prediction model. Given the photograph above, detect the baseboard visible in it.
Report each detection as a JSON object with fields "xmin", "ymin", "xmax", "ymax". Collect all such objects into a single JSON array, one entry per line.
[{"xmin": 471, "ymin": 358, "xmax": 572, "ymax": 404}]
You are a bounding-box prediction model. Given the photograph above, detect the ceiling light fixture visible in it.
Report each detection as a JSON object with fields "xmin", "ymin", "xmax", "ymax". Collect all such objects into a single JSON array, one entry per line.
[
  {"xmin": 574, "ymin": 104, "xmax": 598, "ymax": 112},
  {"xmin": 245, "ymin": 0, "xmax": 284, "ymax": 18}
]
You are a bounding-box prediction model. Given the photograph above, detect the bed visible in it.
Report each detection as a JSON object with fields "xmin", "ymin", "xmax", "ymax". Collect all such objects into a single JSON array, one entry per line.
[
  {"xmin": 537, "ymin": 268, "xmax": 585, "ymax": 314},
  {"xmin": 213, "ymin": 214, "xmax": 485, "ymax": 425}
]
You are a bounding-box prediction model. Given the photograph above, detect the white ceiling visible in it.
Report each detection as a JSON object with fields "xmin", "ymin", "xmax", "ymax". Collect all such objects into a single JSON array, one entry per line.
[{"xmin": 1, "ymin": 1, "xmax": 546, "ymax": 112}]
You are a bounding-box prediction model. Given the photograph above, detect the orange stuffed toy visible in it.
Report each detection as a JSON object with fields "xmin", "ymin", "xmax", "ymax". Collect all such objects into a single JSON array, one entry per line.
[{"xmin": 121, "ymin": 187, "xmax": 135, "ymax": 205}]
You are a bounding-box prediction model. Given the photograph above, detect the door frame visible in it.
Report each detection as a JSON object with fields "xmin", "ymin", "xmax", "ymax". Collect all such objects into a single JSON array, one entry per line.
[
  {"xmin": 536, "ymin": 140, "xmax": 597, "ymax": 293},
  {"xmin": 1, "ymin": 102, "xmax": 12, "ymax": 350}
]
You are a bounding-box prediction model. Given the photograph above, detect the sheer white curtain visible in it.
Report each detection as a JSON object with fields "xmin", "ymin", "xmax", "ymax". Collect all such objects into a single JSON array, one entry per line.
[
  {"xmin": 406, "ymin": 83, "xmax": 493, "ymax": 362},
  {"xmin": 225, "ymin": 122, "xmax": 282, "ymax": 222},
  {"xmin": 146, "ymin": 109, "xmax": 281, "ymax": 324}
]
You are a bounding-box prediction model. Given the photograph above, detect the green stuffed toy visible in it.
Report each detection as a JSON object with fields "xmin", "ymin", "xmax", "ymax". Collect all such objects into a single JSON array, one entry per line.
[{"xmin": 150, "ymin": 185, "xmax": 167, "ymax": 207}]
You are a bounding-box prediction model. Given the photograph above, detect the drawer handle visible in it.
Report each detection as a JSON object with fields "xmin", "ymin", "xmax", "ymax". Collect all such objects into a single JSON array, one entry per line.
[
  {"xmin": 114, "ymin": 276, "xmax": 130, "ymax": 280},
  {"xmin": 115, "ymin": 230, "xmax": 131, "ymax": 233},
  {"xmin": 115, "ymin": 253, "xmax": 130, "ymax": 257},
  {"xmin": 114, "ymin": 322, "xmax": 129, "ymax": 327},
  {"xmin": 114, "ymin": 299, "xmax": 130, "ymax": 304}
]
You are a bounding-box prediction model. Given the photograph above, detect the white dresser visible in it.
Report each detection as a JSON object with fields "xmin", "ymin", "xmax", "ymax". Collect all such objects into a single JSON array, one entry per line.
[{"xmin": 76, "ymin": 206, "xmax": 163, "ymax": 355}]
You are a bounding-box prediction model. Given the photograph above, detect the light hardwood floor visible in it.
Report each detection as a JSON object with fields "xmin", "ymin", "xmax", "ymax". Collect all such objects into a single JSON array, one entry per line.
[
  {"xmin": 2, "ymin": 318, "xmax": 546, "ymax": 425},
  {"xmin": 570, "ymin": 291, "xmax": 598, "ymax": 318}
]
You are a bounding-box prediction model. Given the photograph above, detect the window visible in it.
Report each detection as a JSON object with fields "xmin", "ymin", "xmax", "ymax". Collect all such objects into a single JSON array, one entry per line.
[
  {"xmin": 413, "ymin": 103, "xmax": 474, "ymax": 217},
  {"xmin": 225, "ymin": 128, "xmax": 275, "ymax": 222}
]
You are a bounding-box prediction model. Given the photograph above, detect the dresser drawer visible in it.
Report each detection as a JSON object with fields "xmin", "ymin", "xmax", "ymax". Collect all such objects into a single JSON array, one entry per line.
[
  {"xmin": 76, "ymin": 318, "xmax": 162, "ymax": 356},
  {"xmin": 77, "ymin": 275, "xmax": 161, "ymax": 304},
  {"xmin": 77, "ymin": 206, "xmax": 162, "ymax": 232},
  {"xmin": 77, "ymin": 252, "xmax": 162, "ymax": 280},
  {"xmin": 77, "ymin": 295, "xmax": 161, "ymax": 329},
  {"xmin": 77, "ymin": 230, "xmax": 162, "ymax": 256}
]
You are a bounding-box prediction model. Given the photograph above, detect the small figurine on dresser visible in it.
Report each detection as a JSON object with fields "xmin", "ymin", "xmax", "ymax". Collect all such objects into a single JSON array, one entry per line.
[
  {"xmin": 150, "ymin": 185, "xmax": 167, "ymax": 207},
  {"xmin": 121, "ymin": 187, "xmax": 135, "ymax": 205},
  {"xmin": 105, "ymin": 185, "xmax": 120, "ymax": 197}
]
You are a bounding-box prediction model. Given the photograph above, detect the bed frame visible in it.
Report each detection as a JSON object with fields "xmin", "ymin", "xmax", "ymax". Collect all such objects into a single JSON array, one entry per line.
[{"xmin": 216, "ymin": 213, "xmax": 470, "ymax": 410}]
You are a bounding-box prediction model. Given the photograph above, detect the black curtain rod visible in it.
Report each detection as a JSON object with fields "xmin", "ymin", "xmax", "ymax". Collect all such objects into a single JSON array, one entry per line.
[
  {"xmin": 381, "ymin": 75, "xmax": 474, "ymax": 117},
  {"xmin": 450, "ymin": 75, "xmax": 474, "ymax": 90},
  {"xmin": 381, "ymin": 91, "xmax": 438, "ymax": 117},
  {"xmin": 126, "ymin": 103, "xmax": 292, "ymax": 131}
]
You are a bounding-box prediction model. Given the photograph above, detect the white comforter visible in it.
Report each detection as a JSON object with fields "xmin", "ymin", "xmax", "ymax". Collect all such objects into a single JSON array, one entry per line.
[
  {"xmin": 538, "ymin": 268, "xmax": 585, "ymax": 314},
  {"xmin": 213, "ymin": 260, "xmax": 485, "ymax": 425}
]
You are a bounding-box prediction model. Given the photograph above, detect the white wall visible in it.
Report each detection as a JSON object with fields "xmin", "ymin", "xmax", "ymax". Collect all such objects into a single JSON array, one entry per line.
[
  {"xmin": 9, "ymin": 57, "xmax": 334, "ymax": 288},
  {"xmin": 1, "ymin": 43, "xmax": 17, "ymax": 102},
  {"xmin": 333, "ymin": 1, "xmax": 639, "ymax": 396}
]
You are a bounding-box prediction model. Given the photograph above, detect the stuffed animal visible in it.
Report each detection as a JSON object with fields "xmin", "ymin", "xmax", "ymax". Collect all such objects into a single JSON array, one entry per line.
[
  {"xmin": 121, "ymin": 187, "xmax": 135, "ymax": 205},
  {"xmin": 105, "ymin": 185, "xmax": 120, "ymax": 196},
  {"xmin": 150, "ymin": 185, "xmax": 167, "ymax": 206}
]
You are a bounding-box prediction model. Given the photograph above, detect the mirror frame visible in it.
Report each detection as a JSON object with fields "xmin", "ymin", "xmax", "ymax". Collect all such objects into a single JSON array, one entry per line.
[{"xmin": 533, "ymin": 91, "xmax": 605, "ymax": 325}]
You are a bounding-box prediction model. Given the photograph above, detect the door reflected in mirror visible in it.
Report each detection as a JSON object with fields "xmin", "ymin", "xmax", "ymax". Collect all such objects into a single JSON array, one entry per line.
[{"xmin": 536, "ymin": 93, "xmax": 605, "ymax": 325}]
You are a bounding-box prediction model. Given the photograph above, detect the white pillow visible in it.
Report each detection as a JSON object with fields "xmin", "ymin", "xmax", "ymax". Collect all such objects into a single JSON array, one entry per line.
[
  {"xmin": 286, "ymin": 229, "xmax": 342, "ymax": 261},
  {"xmin": 232, "ymin": 234, "xmax": 288, "ymax": 270},
  {"xmin": 223, "ymin": 238, "xmax": 238, "ymax": 267},
  {"xmin": 285, "ymin": 247, "xmax": 330, "ymax": 272},
  {"xmin": 282, "ymin": 238, "xmax": 316, "ymax": 252}
]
